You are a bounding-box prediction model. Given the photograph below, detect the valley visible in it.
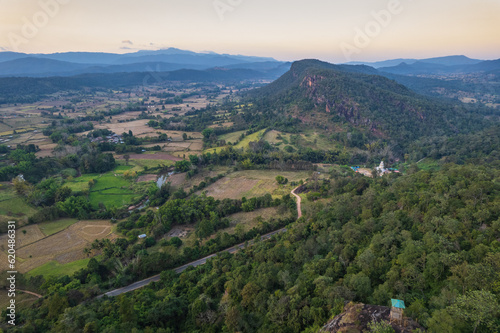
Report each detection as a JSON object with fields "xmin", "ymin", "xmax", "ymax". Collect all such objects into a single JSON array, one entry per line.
[{"xmin": 0, "ymin": 54, "xmax": 498, "ymax": 333}]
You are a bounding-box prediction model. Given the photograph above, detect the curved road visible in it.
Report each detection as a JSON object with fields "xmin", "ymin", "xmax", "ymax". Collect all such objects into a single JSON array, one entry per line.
[
  {"xmin": 18, "ymin": 289, "xmax": 43, "ymax": 298},
  {"xmin": 99, "ymin": 185, "xmax": 304, "ymax": 298},
  {"xmin": 291, "ymin": 184, "xmax": 303, "ymax": 218}
]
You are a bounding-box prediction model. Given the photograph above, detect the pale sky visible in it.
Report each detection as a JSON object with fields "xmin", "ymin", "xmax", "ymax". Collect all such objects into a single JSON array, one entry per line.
[{"xmin": 1, "ymin": 0, "xmax": 499, "ymax": 62}]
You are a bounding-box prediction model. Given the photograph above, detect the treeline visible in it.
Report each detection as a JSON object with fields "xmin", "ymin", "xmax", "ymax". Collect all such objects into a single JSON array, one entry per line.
[
  {"xmin": 408, "ymin": 125, "xmax": 500, "ymax": 165},
  {"xmin": 0, "ymin": 146, "xmax": 110, "ymax": 183},
  {"xmin": 42, "ymin": 118, "xmax": 94, "ymax": 143}
]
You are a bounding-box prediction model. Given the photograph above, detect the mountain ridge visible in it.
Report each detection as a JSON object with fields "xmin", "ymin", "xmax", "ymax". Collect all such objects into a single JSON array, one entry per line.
[{"xmin": 247, "ymin": 59, "xmax": 487, "ymax": 146}]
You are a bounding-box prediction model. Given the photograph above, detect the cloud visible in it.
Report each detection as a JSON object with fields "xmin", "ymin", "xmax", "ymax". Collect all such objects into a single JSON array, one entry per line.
[
  {"xmin": 0, "ymin": 46, "xmax": 9, "ymax": 51},
  {"xmin": 120, "ymin": 46, "xmax": 133, "ymax": 50},
  {"xmin": 122, "ymin": 40, "xmax": 133, "ymax": 45}
]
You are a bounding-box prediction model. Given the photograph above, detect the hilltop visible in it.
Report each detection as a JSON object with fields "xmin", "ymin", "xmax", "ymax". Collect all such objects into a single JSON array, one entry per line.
[{"xmin": 247, "ymin": 59, "xmax": 487, "ymax": 146}]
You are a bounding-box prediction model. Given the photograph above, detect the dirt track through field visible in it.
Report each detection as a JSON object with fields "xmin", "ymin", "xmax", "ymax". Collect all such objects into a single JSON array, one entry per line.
[
  {"xmin": 291, "ymin": 185, "xmax": 303, "ymax": 218},
  {"xmin": 117, "ymin": 153, "xmax": 182, "ymax": 161}
]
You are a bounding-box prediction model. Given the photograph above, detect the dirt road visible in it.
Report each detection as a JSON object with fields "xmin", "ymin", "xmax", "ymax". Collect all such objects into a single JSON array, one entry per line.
[{"xmin": 291, "ymin": 185, "xmax": 303, "ymax": 218}]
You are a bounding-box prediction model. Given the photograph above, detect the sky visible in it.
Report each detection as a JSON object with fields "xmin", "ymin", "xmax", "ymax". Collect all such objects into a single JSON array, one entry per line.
[{"xmin": 0, "ymin": 0, "xmax": 499, "ymax": 63}]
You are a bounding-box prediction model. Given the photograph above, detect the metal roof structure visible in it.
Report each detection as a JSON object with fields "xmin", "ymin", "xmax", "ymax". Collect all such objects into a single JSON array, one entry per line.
[{"xmin": 391, "ymin": 299, "xmax": 405, "ymax": 309}]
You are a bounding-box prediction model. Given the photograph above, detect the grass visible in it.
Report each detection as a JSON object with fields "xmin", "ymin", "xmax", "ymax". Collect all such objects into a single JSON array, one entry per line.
[
  {"xmin": 89, "ymin": 173, "xmax": 138, "ymax": 209},
  {"xmin": 38, "ymin": 218, "xmax": 78, "ymax": 236},
  {"xmin": 219, "ymin": 130, "xmax": 246, "ymax": 144},
  {"xmin": 92, "ymin": 173, "xmax": 129, "ymax": 191},
  {"xmin": 65, "ymin": 174, "xmax": 99, "ymax": 192},
  {"xmin": 263, "ymin": 129, "xmax": 334, "ymax": 152},
  {"xmin": 66, "ymin": 168, "xmax": 140, "ymax": 209},
  {"xmin": 416, "ymin": 158, "xmax": 441, "ymax": 171},
  {"xmin": 128, "ymin": 159, "xmax": 174, "ymax": 172},
  {"xmin": 205, "ymin": 129, "xmax": 268, "ymax": 154},
  {"xmin": 27, "ymin": 258, "xmax": 90, "ymax": 278},
  {"xmin": 113, "ymin": 165, "xmax": 133, "ymax": 174},
  {"xmin": 234, "ymin": 129, "xmax": 267, "ymax": 149},
  {"xmin": 0, "ymin": 184, "xmax": 15, "ymax": 201},
  {"xmin": 0, "ymin": 196, "xmax": 37, "ymax": 217}
]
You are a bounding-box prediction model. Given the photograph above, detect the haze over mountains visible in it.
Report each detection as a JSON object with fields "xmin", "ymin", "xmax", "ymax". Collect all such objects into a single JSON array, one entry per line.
[
  {"xmin": 1, "ymin": 49, "xmax": 499, "ymax": 78},
  {"xmin": 0, "ymin": 48, "xmax": 499, "ymax": 108},
  {"xmin": 346, "ymin": 55, "xmax": 500, "ymax": 75},
  {"xmin": 0, "ymin": 48, "xmax": 289, "ymax": 78}
]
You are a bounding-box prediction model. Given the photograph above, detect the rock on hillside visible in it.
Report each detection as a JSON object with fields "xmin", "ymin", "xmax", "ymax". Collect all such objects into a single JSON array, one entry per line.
[{"xmin": 320, "ymin": 302, "xmax": 423, "ymax": 333}]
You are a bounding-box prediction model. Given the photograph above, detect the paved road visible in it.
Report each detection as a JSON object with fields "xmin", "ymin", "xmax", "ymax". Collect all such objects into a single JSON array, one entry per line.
[{"xmin": 99, "ymin": 186, "xmax": 304, "ymax": 298}]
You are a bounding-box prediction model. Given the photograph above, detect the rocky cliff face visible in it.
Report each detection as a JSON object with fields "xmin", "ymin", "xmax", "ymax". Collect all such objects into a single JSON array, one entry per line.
[
  {"xmin": 320, "ymin": 302, "xmax": 423, "ymax": 333},
  {"xmin": 300, "ymin": 73, "xmax": 368, "ymax": 127}
]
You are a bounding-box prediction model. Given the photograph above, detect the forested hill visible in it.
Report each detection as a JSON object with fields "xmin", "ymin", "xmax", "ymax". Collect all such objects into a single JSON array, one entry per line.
[{"xmin": 247, "ymin": 59, "xmax": 489, "ymax": 146}]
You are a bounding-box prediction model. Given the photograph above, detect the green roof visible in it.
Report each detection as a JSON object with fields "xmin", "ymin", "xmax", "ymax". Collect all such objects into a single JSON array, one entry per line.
[{"xmin": 391, "ymin": 299, "xmax": 405, "ymax": 309}]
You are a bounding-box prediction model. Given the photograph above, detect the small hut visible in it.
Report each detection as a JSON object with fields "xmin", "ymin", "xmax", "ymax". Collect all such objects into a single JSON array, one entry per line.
[{"xmin": 390, "ymin": 299, "xmax": 405, "ymax": 324}]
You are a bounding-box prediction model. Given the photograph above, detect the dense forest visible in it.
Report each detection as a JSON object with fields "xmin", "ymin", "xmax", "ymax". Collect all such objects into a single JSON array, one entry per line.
[{"xmin": 4, "ymin": 162, "xmax": 499, "ymax": 332}]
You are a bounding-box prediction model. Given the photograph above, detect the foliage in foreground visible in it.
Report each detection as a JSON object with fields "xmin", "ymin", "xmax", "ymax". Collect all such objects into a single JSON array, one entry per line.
[{"xmin": 4, "ymin": 163, "xmax": 499, "ymax": 332}]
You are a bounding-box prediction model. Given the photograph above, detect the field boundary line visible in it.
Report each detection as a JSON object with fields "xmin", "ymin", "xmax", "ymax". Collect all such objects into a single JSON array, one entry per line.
[{"xmin": 17, "ymin": 221, "xmax": 80, "ymax": 249}]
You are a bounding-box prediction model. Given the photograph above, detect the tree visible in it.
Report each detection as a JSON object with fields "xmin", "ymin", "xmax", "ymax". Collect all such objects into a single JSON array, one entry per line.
[
  {"xmin": 275, "ymin": 175, "xmax": 288, "ymax": 184},
  {"xmin": 47, "ymin": 293, "xmax": 69, "ymax": 319},
  {"xmin": 123, "ymin": 170, "xmax": 137, "ymax": 180},
  {"xmin": 175, "ymin": 160, "xmax": 192, "ymax": 172},
  {"xmin": 124, "ymin": 154, "xmax": 130, "ymax": 166},
  {"xmin": 55, "ymin": 186, "xmax": 72, "ymax": 203},
  {"xmin": 367, "ymin": 320, "xmax": 395, "ymax": 333},
  {"xmin": 196, "ymin": 218, "xmax": 214, "ymax": 239},
  {"xmin": 450, "ymin": 290, "xmax": 500, "ymax": 333},
  {"xmin": 12, "ymin": 175, "xmax": 29, "ymax": 196}
]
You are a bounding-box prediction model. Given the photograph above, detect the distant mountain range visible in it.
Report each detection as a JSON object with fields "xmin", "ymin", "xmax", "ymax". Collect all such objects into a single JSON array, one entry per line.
[
  {"xmin": 0, "ymin": 48, "xmax": 288, "ymax": 77},
  {"xmin": 346, "ymin": 55, "xmax": 500, "ymax": 75},
  {"xmin": 346, "ymin": 55, "xmax": 483, "ymax": 68},
  {"xmin": 0, "ymin": 49, "xmax": 498, "ymax": 107},
  {"xmin": 2, "ymin": 49, "xmax": 498, "ymax": 80}
]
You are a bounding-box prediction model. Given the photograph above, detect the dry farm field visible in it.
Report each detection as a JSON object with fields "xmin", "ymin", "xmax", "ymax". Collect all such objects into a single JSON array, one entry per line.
[
  {"xmin": 0, "ymin": 220, "xmax": 118, "ymax": 274},
  {"xmin": 199, "ymin": 170, "xmax": 311, "ymax": 200}
]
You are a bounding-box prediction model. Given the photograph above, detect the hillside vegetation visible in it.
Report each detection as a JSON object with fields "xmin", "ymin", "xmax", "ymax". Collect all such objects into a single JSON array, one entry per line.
[
  {"xmin": 248, "ymin": 60, "xmax": 490, "ymax": 147},
  {"xmin": 15, "ymin": 163, "xmax": 499, "ymax": 332}
]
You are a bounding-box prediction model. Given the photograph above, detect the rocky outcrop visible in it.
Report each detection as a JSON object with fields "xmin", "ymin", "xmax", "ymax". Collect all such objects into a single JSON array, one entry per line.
[{"xmin": 320, "ymin": 302, "xmax": 424, "ymax": 333}]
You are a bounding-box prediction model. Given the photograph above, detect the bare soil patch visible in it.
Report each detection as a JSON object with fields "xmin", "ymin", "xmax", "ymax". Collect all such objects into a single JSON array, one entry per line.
[
  {"xmin": 202, "ymin": 177, "xmax": 259, "ymax": 200},
  {"xmin": 137, "ymin": 174, "xmax": 157, "ymax": 182},
  {"xmin": 166, "ymin": 172, "xmax": 187, "ymax": 187},
  {"xmin": 357, "ymin": 168, "xmax": 374, "ymax": 177},
  {"xmin": 167, "ymin": 142, "xmax": 191, "ymax": 148},
  {"xmin": 0, "ymin": 224, "xmax": 45, "ymax": 249},
  {"xmin": 188, "ymin": 141, "xmax": 204, "ymax": 151},
  {"xmin": 200, "ymin": 170, "xmax": 311, "ymax": 200},
  {"xmin": 94, "ymin": 119, "xmax": 152, "ymax": 136},
  {"xmin": 166, "ymin": 226, "xmax": 193, "ymax": 239}
]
